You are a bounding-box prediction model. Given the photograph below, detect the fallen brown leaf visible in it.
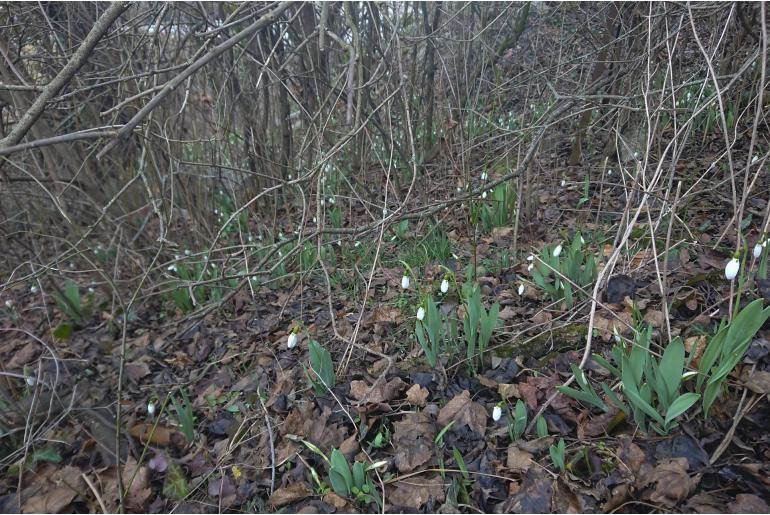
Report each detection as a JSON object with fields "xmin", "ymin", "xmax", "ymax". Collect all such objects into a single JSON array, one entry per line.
[{"xmin": 437, "ymin": 390, "xmax": 487, "ymax": 437}]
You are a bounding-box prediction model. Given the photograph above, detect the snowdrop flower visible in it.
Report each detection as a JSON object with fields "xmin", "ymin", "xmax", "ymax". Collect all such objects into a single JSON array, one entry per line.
[
  {"xmin": 752, "ymin": 155, "xmax": 759, "ymax": 164},
  {"xmin": 457, "ymin": 186, "xmax": 462, "ymax": 192},
  {"xmin": 184, "ymin": 249, "xmax": 191, "ymax": 256},
  {"xmin": 518, "ymin": 283, "xmax": 525, "ymax": 296},
  {"xmin": 482, "ymin": 191, "xmax": 487, "ymax": 199},
  {"xmin": 167, "ymin": 264, "xmax": 177, "ymax": 272},
  {"xmin": 5, "ymin": 300, "xmax": 12, "ymax": 309},
  {"xmin": 560, "ymin": 179, "xmax": 566, "ymax": 187},
  {"xmin": 313, "ymin": 217, "xmax": 317, "ymax": 223},
  {"xmin": 287, "ymin": 330, "xmax": 298, "ymax": 349},
  {"xmin": 579, "ymin": 234, "xmax": 585, "ymax": 245},
  {"xmin": 328, "ymin": 197, "xmax": 335, "ymax": 205},
  {"xmin": 416, "ymin": 306, "xmax": 425, "ymax": 321},
  {"xmin": 725, "ymin": 257, "xmax": 740, "ymax": 281},
  {"xmin": 527, "ymin": 255, "xmax": 534, "ymax": 261},
  {"xmin": 607, "ymin": 169, "xmax": 613, "ymax": 176},
  {"xmin": 401, "ymin": 275, "xmax": 411, "ymax": 289},
  {"xmin": 634, "ymin": 151, "xmax": 640, "ymax": 159},
  {"xmin": 527, "ymin": 263, "xmax": 534, "ymax": 272},
  {"xmin": 30, "ymin": 285, "xmax": 38, "ymax": 294},
  {"xmin": 481, "ymin": 171, "xmax": 488, "ymax": 181},
  {"xmin": 440, "ymin": 278, "xmax": 450, "ymax": 294},
  {"xmin": 492, "ymin": 405, "xmax": 502, "ymax": 422},
  {"xmin": 147, "ymin": 402, "xmax": 156, "ymax": 416},
  {"xmin": 26, "ymin": 376, "xmax": 35, "ymax": 386},
  {"xmin": 354, "ymin": 241, "xmax": 361, "ymax": 247},
  {"xmin": 754, "ymin": 242, "xmax": 763, "ymax": 258},
  {"xmin": 553, "ymin": 244, "xmax": 563, "ymax": 258},
  {"xmin": 214, "ymin": 209, "xmax": 219, "ymax": 215},
  {"xmin": 88, "ymin": 287, "xmax": 95, "ymax": 294}
]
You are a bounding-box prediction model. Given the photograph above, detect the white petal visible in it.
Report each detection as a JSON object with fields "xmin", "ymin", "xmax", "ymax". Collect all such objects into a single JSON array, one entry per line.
[
  {"xmin": 754, "ymin": 243, "xmax": 763, "ymax": 258},
  {"xmin": 417, "ymin": 307, "xmax": 425, "ymax": 321},
  {"xmin": 553, "ymin": 244, "xmax": 563, "ymax": 257},
  {"xmin": 147, "ymin": 402, "xmax": 156, "ymax": 415},
  {"xmin": 518, "ymin": 284, "xmax": 525, "ymax": 296},
  {"xmin": 492, "ymin": 406, "xmax": 502, "ymax": 422},
  {"xmin": 527, "ymin": 263, "xmax": 534, "ymax": 272},
  {"xmin": 30, "ymin": 285, "xmax": 39, "ymax": 294},
  {"xmin": 287, "ymin": 332, "xmax": 298, "ymax": 349},
  {"xmin": 401, "ymin": 275, "xmax": 410, "ymax": 289},
  {"xmin": 560, "ymin": 179, "xmax": 566, "ymax": 187},
  {"xmin": 725, "ymin": 257, "xmax": 740, "ymax": 280},
  {"xmin": 440, "ymin": 279, "xmax": 449, "ymax": 294}
]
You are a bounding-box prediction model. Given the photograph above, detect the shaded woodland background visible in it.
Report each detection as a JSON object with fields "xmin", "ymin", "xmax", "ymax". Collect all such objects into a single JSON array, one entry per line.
[{"xmin": 1, "ymin": 2, "xmax": 770, "ymax": 513}]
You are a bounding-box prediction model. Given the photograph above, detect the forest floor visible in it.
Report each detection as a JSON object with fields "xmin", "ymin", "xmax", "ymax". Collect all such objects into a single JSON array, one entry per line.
[{"xmin": 2, "ymin": 127, "xmax": 770, "ymax": 514}]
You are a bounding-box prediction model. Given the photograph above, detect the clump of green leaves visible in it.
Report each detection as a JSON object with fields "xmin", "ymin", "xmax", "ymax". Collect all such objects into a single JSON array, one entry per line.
[
  {"xmin": 530, "ymin": 232, "xmax": 596, "ymax": 309},
  {"xmin": 415, "ymin": 296, "xmax": 448, "ymax": 368},
  {"xmin": 461, "ymin": 283, "xmax": 499, "ymax": 374},
  {"xmin": 171, "ymin": 387, "xmax": 195, "ymax": 443},
  {"xmin": 52, "ymin": 279, "xmax": 90, "ymax": 325},
  {"xmin": 507, "ymin": 399, "xmax": 528, "ymax": 441},
  {"xmin": 480, "ymin": 182, "xmax": 517, "ymax": 231},
  {"xmin": 697, "ymin": 299, "xmax": 770, "ymax": 415},
  {"xmin": 306, "ymin": 340, "xmax": 336, "ymax": 394},
  {"xmin": 549, "ymin": 438, "xmax": 566, "ymax": 472},
  {"xmin": 328, "ymin": 449, "xmax": 382, "ymax": 509},
  {"xmin": 560, "ymin": 325, "xmax": 700, "ymax": 435}
]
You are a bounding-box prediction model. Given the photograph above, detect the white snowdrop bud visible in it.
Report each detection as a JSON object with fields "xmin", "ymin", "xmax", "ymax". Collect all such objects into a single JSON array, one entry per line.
[
  {"xmin": 287, "ymin": 331, "xmax": 298, "ymax": 349},
  {"xmin": 184, "ymin": 249, "xmax": 191, "ymax": 256},
  {"xmin": 527, "ymin": 263, "xmax": 534, "ymax": 272},
  {"xmin": 752, "ymin": 155, "xmax": 759, "ymax": 164},
  {"xmin": 401, "ymin": 275, "xmax": 410, "ymax": 289},
  {"xmin": 416, "ymin": 306, "xmax": 425, "ymax": 321},
  {"xmin": 527, "ymin": 255, "xmax": 534, "ymax": 261},
  {"xmin": 553, "ymin": 244, "xmax": 563, "ymax": 258},
  {"xmin": 482, "ymin": 191, "xmax": 487, "ymax": 199},
  {"xmin": 725, "ymin": 257, "xmax": 740, "ymax": 281},
  {"xmin": 492, "ymin": 406, "xmax": 502, "ymax": 422},
  {"xmin": 5, "ymin": 300, "xmax": 13, "ymax": 308},
  {"xmin": 560, "ymin": 179, "xmax": 566, "ymax": 187},
  {"xmin": 518, "ymin": 284, "xmax": 525, "ymax": 296},
  {"xmin": 607, "ymin": 169, "xmax": 613, "ymax": 176},
  {"xmin": 147, "ymin": 402, "xmax": 156, "ymax": 416},
  {"xmin": 440, "ymin": 279, "xmax": 450, "ymax": 294},
  {"xmin": 754, "ymin": 243, "xmax": 763, "ymax": 258},
  {"xmin": 30, "ymin": 285, "xmax": 38, "ymax": 294},
  {"xmin": 481, "ymin": 171, "xmax": 488, "ymax": 181}
]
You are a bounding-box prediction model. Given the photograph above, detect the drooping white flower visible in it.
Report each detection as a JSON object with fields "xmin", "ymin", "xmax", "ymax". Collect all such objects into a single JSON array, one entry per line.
[
  {"xmin": 482, "ymin": 191, "xmax": 487, "ymax": 199},
  {"xmin": 30, "ymin": 285, "xmax": 38, "ymax": 294},
  {"xmin": 527, "ymin": 263, "xmax": 534, "ymax": 272},
  {"xmin": 184, "ymin": 249, "xmax": 191, "ymax": 256},
  {"xmin": 607, "ymin": 169, "xmax": 613, "ymax": 176},
  {"xmin": 560, "ymin": 179, "xmax": 566, "ymax": 187},
  {"xmin": 481, "ymin": 171, "xmax": 488, "ymax": 181},
  {"xmin": 401, "ymin": 275, "xmax": 411, "ymax": 289},
  {"xmin": 752, "ymin": 155, "xmax": 759, "ymax": 164},
  {"xmin": 26, "ymin": 376, "xmax": 35, "ymax": 386},
  {"xmin": 5, "ymin": 300, "xmax": 13, "ymax": 308},
  {"xmin": 440, "ymin": 278, "xmax": 450, "ymax": 294},
  {"xmin": 416, "ymin": 306, "xmax": 425, "ymax": 321},
  {"xmin": 553, "ymin": 244, "xmax": 563, "ymax": 258},
  {"xmin": 492, "ymin": 405, "xmax": 502, "ymax": 422},
  {"xmin": 518, "ymin": 284, "xmax": 525, "ymax": 296},
  {"xmin": 287, "ymin": 331, "xmax": 298, "ymax": 349},
  {"xmin": 754, "ymin": 243, "xmax": 763, "ymax": 258},
  {"xmin": 527, "ymin": 255, "xmax": 534, "ymax": 261},
  {"xmin": 725, "ymin": 257, "xmax": 740, "ymax": 281},
  {"xmin": 88, "ymin": 287, "xmax": 95, "ymax": 294},
  {"xmin": 147, "ymin": 402, "xmax": 156, "ymax": 416}
]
